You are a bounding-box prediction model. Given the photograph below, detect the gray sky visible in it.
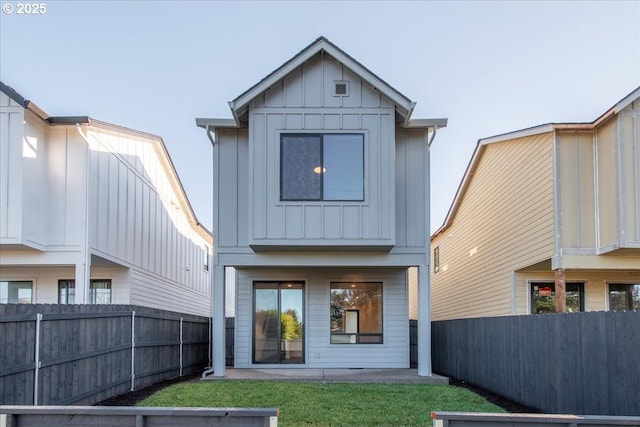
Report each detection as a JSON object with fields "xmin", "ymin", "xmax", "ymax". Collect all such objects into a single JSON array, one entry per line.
[{"xmin": 1, "ymin": 1, "xmax": 639, "ymax": 234}]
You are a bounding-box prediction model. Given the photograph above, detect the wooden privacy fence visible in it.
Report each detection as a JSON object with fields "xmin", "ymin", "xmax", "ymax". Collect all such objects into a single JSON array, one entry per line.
[
  {"xmin": 0, "ymin": 304, "xmax": 210, "ymax": 406},
  {"xmin": 0, "ymin": 406, "xmax": 279, "ymax": 427},
  {"xmin": 431, "ymin": 411, "xmax": 640, "ymax": 427},
  {"xmin": 431, "ymin": 311, "xmax": 640, "ymax": 416}
]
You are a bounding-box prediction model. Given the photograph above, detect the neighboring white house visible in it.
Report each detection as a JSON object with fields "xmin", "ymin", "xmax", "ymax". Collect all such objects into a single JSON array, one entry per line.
[
  {"xmin": 0, "ymin": 82, "xmax": 212, "ymax": 317},
  {"xmin": 197, "ymin": 37, "xmax": 446, "ymax": 376}
]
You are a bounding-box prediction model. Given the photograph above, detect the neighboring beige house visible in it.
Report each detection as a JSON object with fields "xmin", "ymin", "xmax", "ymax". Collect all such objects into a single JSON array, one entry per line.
[
  {"xmin": 0, "ymin": 82, "xmax": 212, "ymax": 317},
  {"xmin": 431, "ymin": 87, "xmax": 640, "ymax": 321}
]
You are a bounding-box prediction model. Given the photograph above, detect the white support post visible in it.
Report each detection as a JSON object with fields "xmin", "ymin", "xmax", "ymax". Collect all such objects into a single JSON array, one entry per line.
[
  {"xmin": 33, "ymin": 313, "xmax": 42, "ymax": 405},
  {"xmin": 212, "ymin": 264, "xmax": 225, "ymax": 377},
  {"xmin": 417, "ymin": 264, "xmax": 432, "ymax": 376}
]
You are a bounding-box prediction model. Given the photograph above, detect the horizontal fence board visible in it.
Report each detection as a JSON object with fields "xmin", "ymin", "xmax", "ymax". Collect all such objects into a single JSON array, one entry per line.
[
  {"xmin": 432, "ymin": 311, "xmax": 640, "ymax": 416},
  {"xmin": 0, "ymin": 304, "xmax": 210, "ymax": 406}
]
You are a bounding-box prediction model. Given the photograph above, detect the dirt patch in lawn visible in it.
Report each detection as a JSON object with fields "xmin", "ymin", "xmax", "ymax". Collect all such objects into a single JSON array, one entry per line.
[{"xmin": 450, "ymin": 378, "xmax": 541, "ymax": 413}]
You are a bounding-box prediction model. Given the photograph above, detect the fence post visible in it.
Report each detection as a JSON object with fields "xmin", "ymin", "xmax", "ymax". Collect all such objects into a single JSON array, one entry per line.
[
  {"xmin": 179, "ymin": 317, "xmax": 184, "ymax": 377},
  {"xmin": 33, "ymin": 313, "xmax": 42, "ymax": 405},
  {"xmin": 131, "ymin": 311, "xmax": 136, "ymax": 391}
]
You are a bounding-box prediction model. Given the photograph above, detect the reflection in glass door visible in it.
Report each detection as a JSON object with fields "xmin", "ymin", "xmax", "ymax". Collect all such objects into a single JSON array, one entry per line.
[{"xmin": 254, "ymin": 282, "xmax": 304, "ymax": 364}]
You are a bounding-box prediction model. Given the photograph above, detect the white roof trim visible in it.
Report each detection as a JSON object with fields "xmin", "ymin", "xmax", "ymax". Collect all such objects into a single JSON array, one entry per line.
[
  {"xmin": 195, "ymin": 118, "xmax": 239, "ymax": 129},
  {"xmin": 230, "ymin": 37, "xmax": 415, "ymax": 124},
  {"xmin": 479, "ymin": 124, "xmax": 554, "ymax": 146},
  {"xmin": 615, "ymin": 86, "xmax": 640, "ymax": 112}
]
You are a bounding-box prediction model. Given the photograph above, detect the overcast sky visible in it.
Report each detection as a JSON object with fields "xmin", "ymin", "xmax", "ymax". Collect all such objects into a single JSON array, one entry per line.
[{"xmin": 1, "ymin": 1, "xmax": 639, "ymax": 234}]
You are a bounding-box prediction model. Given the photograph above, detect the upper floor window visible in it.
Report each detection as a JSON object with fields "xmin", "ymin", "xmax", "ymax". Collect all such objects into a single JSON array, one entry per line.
[
  {"xmin": 609, "ymin": 284, "xmax": 640, "ymax": 311},
  {"xmin": 433, "ymin": 246, "xmax": 440, "ymax": 273},
  {"xmin": 0, "ymin": 281, "xmax": 33, "ymax": 304},
  {"xmin": 280, "ymin": 134, "xmax": 364, "ymax": 201}
]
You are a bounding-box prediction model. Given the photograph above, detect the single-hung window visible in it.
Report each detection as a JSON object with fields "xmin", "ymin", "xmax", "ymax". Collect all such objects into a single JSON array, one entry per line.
[{"xmin": 281, "ymin": 134, "xmax": 364, "ymax": 201}]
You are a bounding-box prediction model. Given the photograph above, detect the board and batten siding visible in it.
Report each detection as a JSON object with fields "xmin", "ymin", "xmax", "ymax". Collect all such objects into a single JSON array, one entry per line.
[
  {"xmin": 0, "ymin": 91, "xmax": 25, "ymax": 244},
  {"xmin": 85, "ymin": 126, "xmax": 211, "ymax": 315},
  {"xmin": 247, "ymin": 53, "xmax": 396, "ymax": 249},
  {"xmin": 619, "ymin": 100, "xmax": 640, "ymax": 246},
  {"xmin": 431, "ymin": 133, "xmax": 556, "ymax": 321},
  {"xmin": 557, "ymin": 131, "xmax": 597, "ymax": 251},
  {"xmin": 234, "ymin": 268, "xmax": 409, "ymax": 369},
  {"xmin": 596, "ymin": 118, "xmax": 619, "ymax": 251}
]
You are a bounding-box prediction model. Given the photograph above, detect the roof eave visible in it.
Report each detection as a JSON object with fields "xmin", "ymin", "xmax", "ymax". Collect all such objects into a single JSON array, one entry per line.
[{"xmin": 229, "ymin": 37, "xmax": 415, "ymax": 122}]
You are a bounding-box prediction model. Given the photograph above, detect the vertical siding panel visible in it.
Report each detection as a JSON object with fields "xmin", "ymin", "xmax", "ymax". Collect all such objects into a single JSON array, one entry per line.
[
  {"xmin": 283, "ymin": 68, "xmax": 303, "ymax": 107},
  {"xmin": 218, "ymin": 131, "xmax": 239, "ymax": 247},
  {"xmin": 361, "ymin": 114, "xmax": 379, "ymax": 238},
  {"xmin": 395, "ymin": 130, "xmax": 408, "ymax": 248},
  {"xmin": 302, "ymin": 55, "xmax": 323, "ymax": 107},
  {"xmin": 304, "ymin": 206, "xmax": 323, "ymax": 239},
  {"xmin": 285, "ymin": 206, "xmax": 303, "ymax": 239},
  {"xmin": 342, "ymin": 68, "xmax": 362, "ymax": 108},
  {"xmin": 596, "ymin": 119, "xmax": 618, "ymax": 249},
  {"xmin": 266, "ymin": 114, "xmax": 284, "ymax": 239},
  {"xmin": 361, "ymin": 82, "xmax": 381, "ymax": 107},
  {"xmin": 342, "ymin": 206, "xmax": 360, "ymax": 239},
  {"xmin": 252, "ymin": 113, "xmax": 267, "ymax": 239},
  {"xmin": 322, "ymin": 56, "xmax": 342, "ymax": 108},
  {"xmin": 237, "ymin": 130, "xmax": 250, "ymax": 247},
  {"xmin": 323, "ymin": 206, "xmax": 341, "ymax": 239},
  {"xmin": 265, "ymin": 81, "xmax": 284, "ymax": 108}
]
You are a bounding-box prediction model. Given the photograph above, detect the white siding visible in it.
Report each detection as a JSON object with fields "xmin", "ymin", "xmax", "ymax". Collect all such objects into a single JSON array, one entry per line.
[
  {"xmin": 234, "ymin": 268, "xmax": 409, "ymax": 369},
  {"xmin": 0, "ymin": 92, "xmax": 25, "ymax": 244},
  {"xmin": 1, "ymin": 101, "xmax": 211, "ymax": 316}
]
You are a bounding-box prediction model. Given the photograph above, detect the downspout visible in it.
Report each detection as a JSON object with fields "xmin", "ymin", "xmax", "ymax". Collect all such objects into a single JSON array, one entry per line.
[
  {"xmin": 201, "ymin": 123, "xmax": 216, "ymax": 379},
  {"xmin": 75, "ymin": 123, "xmax": 92, "ymax": 303},
  {"xmin": 427, "ymin": 125, "xmax": 438, "ymax": 149}
]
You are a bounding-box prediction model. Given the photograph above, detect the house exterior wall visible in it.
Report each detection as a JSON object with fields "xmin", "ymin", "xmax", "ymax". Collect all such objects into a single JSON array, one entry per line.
[
  {"xmin": 247, "ymin": 54, "xmax": 396, "ymax": 250},
  {"xmin": 234, "ymin": 267, "xmax": 408, "ymax": 369},
  {"xmin": 431, "ymin": 133, "xmax": 556, "ymax": 321},
  {"xmin": 1, "ymin": 91, "xmax": 212, "ymax": 316},
  {"xmin": 515, "ymin": 269, "xmax": 640, "ymax": 314}
]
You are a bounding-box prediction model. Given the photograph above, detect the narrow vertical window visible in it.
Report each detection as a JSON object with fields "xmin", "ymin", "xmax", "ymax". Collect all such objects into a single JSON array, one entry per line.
[
  {"xmin": 58, "ymin": 280, "xmax": 75, "ymax": 304},
  {"xmin": 203, "ymin": 245, "xmax": 210, "ymax": 271},
  {"xmin": 90, "ymin": 279, "xmax": 112, "ymax": 304},
  {"xmin": 433, "ymin": 246, "xmax": 440, "ymax": 273}
]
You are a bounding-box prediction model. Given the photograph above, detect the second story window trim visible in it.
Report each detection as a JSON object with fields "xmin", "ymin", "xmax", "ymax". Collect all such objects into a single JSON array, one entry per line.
[{"xmin": 280, "ymin": 133, "xmax": 365, "ymax": 202}]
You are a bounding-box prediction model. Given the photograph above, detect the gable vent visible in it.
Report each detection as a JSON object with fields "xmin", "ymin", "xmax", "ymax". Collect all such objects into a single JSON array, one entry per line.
[{"xmin": 334, "ymin": 81, "xmax": 349, "ymax": 96}]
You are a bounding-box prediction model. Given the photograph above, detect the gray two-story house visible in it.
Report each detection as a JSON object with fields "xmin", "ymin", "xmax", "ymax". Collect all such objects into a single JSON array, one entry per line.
[{"xmin": 197, "ymin": 37, "xmax": 446, "ymax": 377}]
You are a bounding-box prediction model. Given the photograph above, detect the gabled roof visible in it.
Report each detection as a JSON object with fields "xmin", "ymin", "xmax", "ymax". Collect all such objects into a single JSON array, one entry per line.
[
  {"xmin": 432, "ymin": 86, "xmax": 640, "ymax": 239},
  {"xmin": 228, "ymin": 36, "xmax": 417, "ymax": 126},
  {"xmin": 0, "ymin": 81, "xmax": 211, "ymax": 240}
]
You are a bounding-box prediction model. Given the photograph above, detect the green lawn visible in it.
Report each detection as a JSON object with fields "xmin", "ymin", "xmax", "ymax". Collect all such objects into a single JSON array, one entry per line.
[{"xmin": 139, "ymin": 381, "xmax": 505, "ymax": 426}]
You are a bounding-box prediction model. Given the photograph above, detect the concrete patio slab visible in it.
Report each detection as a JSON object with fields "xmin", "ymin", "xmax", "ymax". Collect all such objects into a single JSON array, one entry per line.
[{"xmin": 202, "ymin": 368, "xmax": 449, "ymax": 384}]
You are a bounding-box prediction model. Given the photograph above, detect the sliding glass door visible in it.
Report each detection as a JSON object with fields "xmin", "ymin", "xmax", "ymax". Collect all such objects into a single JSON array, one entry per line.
[{"xmin": 253, "ymin": 282, "xmax": 304, "ymax": 364}]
